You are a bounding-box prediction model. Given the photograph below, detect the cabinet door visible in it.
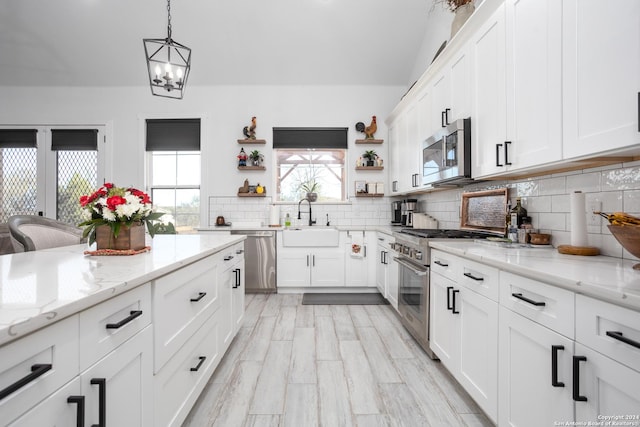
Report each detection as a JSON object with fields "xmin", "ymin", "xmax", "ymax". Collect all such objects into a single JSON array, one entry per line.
[
  {"xmin": 432, "ymin": 72, "xmax": 451, "ymax": 131},
  {"xmin": 505, "ymin": 0, "xmax": 562, "ymax": 169},
  {"xmin": 574, "ymin": 343, "xmax": 640, "ymax": 422},
  {"xmin": 404, "ymin": 102, "xmax": 421, "ymax": 190},
  {"xmin": 417, "ymin": 89, "xmax": 433, "ymax": 143},
  {"xmin": 387, "ymin": 256, "xmax": 399, "ymax": 310},
  {"xmin": 81, "ymin": 326, "xmax": 153, "ymax": 427},
  {"xmin": 449, "ymin": 45, "xmax": 472, "ymax": 122},
  {"xmin": 232, "ymin": 261, "xmax": 245, "ymax": 334},
  {"xmin": 375, "ymin": 244, "xmax": 387, "ymax": 296},
  {"xmin": 277, "ymin": 249, "xmax": 311, "ymax": 287},
  {"xmin": 429, "ymin": 271, "xmax": 459, "ymax": 370},
  {"xmin": 345, "ymin": 232, "xmax": 370, "ymax": 287},
  {"xmin": 458, "ymin": 288, "xmax": 498, "ymax": 422},
  {"xmin": 218, "ymin": 263, "xmax": 233, "ymax": 348},
  {"xmin": 471, "ymin": 2, "xmax": 508, "ymax": 178},
  {"xmin": 562, "ymin": 0, "xmax": 640, "ymax": 159},
  {"xmin": 499, "ymin": 306, "xmax": 574, "ymax": 427},
  {"xmin": 311, "ymin": 250, "xmax": 345, "ymax": 287},
  {"xmin": 388, "ymin": 123, "xmax": 400, "ymax": 194},
  {"xmin": 7, "ymin": 378, "xmax": 81, "ymax": 427}
]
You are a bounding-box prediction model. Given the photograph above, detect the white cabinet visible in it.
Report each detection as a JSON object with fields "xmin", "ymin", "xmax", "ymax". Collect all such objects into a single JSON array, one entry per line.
[
  {"xmin": 7, "ymin": 378, "xmax": 81, "ymax": 426},
  {"xmin": 345, "ymin": 231, "xmax": 375, "ymax": 288},
  {"xmin": 277, "ymin": 241, "xmax": 345, "ymax": 288},
  {"xmin": 562, "ymin": 0, "xmax": 640, "ymax": 159},
  {"xmin": 431, "ymin": 44, "xmax": 472, "ymax": 134},
  {"xmin": 388, "ymin": 123, "xmax": 400, "ymax": 194},
  {"xmin": 375, "ymin": 233, "xmax": 398, "ymax": 309},
  {"xmin": 389, "ymin": 104, "xmax": 421, "ymax": 194}
]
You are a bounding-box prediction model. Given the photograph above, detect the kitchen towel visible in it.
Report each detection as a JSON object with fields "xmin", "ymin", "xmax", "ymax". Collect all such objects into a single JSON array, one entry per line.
[
  {"xmin": 570, "ymin": 191, "xmax": 588, "ymax": 247},
  {"xmin": 350, "ymin": 231, "xmax": 364, "ymax": 258},
  {"xmin": 269, "ymin": 204, "xmax": 280, "ymax": 226}
]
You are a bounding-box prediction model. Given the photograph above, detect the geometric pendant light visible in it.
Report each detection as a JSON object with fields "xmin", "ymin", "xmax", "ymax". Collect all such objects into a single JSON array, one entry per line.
[{"xmin": 143, "ymin": 0, "xmax": 191, "ymax": 99}]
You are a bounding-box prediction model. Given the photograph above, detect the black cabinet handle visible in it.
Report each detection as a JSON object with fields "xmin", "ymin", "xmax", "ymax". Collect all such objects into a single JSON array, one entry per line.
[
  {"xmin": 190, "ymin": 292, "xmax": 207, "ymax": 302},
  {"xmin": 572, "ymin": 356, "xmax": 587, "ymax": 402},
  {"xmin": 233, "ymin": 268, "xmax": 241, "ymax": 288},
  {"xmin": 90, "ymin": 378, "xmax": 106, "ymax": 427},
  {"xmin": 0, "ymin": 363, "xmax": 52, "ymax": 400},
  {"xmin": 434, "ymin": 260, "xmax": 449, "ymax": 267},
  {"xmin": 512, "ymin": 293, "xmax": 546, "ymax": 307},
  {"xmin": 67, "ymin": 395, "xmax": 86, "ymax": 427},
  {"xmin": 444, "ymin": 108, "xmax": 451, "ymax": 125},
  {"xmin": 504, "ymin": 141, "xmax": 512, "ymax": 165},
  {"xmin": 446, "ymin": 286, "xmax": 454, "ymax": 310},
  {"xmin": 105, "ymin": 310, "xmax": 143, "ymax": 329},
  {"xmin": 606, "ymin": 331, "xmax": 640, "ymax": 349},
  {"xmin": 551, "ymin": 345, "xmax": 565, "ymax": 388},
  {"xmin": 224, "ymin": 255, "xmax": 234, "ymax": 261},
  {"xmin": 463, "ymin": 272, "xmax": 484, "ymax": 281},
  {"xmin": 441, "ymin": 110, "xmax": 446, "ymax": 128},
  {"xmin": 236, "ymin": 249, "xmax": 244, "ymax": 254},
  {"xmin": 452, "ymin": 289, "xmax": 460, "ymax": 314},
  {"xmin": 496, "ymin": 143, "xmax": 503, "ymax": 167},
  {"xmin": 190, "ymin": 356, "xmax": 206, "ymax": 372}
]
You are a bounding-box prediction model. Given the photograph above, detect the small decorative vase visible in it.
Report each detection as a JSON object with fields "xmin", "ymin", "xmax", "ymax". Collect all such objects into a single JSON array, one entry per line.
[
  {"xmin": 450, "ymin": 2, "xmax": 475, "ymax": 38},
  {"xmin": 306, "ymin": 192, "xmax": 318, "ymax": 202},
  {"xmin": 95, "ymin": 222, "xmax": 146, "ymax": 251}
]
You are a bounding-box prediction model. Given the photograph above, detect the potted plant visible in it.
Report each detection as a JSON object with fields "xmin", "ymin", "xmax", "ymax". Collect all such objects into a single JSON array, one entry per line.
[
  {"xmin": 301, "ymin": 180, "xmax": 319, "ymax": 202},
  {"xmin": 363, "ymin": 150, "xmax": 377, "ymax": 167},
  {"xmin": 249, "ymin": 149, "xmax": 263, "ymax": 166}
]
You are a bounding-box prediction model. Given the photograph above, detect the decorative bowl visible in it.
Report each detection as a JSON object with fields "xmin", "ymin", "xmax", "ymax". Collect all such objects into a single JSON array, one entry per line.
[
  {"xmin": 608, "ymin": 225, "xmax": 640, "ymax": 269},
  {"xmin": 529, "ymin": 233, "xmax": 551, "ymax": 245}
]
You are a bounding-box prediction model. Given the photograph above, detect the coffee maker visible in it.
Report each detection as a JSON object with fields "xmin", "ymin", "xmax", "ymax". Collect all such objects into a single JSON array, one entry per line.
[
  {"xmin": 401, "ymin": 198, "xmax": 417, "ymax": 227},
  {"xmin": 391, "ymin": 201, "xmax": 403, "ymax": 225}
]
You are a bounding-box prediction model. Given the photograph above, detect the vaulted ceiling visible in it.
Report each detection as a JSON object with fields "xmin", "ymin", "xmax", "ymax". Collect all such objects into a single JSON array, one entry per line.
[{"xmin": 0, "ymin": 0, "xmax": 433, "ymax": 87}]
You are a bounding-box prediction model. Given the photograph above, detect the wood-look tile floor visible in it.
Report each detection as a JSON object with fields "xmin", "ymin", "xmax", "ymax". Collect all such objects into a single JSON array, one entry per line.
[{"xmin": 182, "ymin": 293, "xmax": 494, "ymax": 427}]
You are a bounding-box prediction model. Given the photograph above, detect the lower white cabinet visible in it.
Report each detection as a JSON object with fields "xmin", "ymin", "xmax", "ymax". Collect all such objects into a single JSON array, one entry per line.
[
  {"xmin": 7, "ymin": 378, "xmax": 82, "ymax": 426},
  {"xmin": 278, "ymin": 247, "xmax": 344, "ymax": 287},
  {"xmin": 375, "ymin": 234, "xmax": 398, "ymax": 309},
  {"xmin": 498, "ymin": 305, "xmax": 574, "ymax": 427},
  {"xmin": 344, "ymin": 231, "xmax": 375, "ymax": 288}
]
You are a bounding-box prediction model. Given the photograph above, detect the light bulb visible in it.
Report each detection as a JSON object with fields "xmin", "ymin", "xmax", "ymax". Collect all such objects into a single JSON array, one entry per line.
[
  {"xmin": 176, "ymin": 68, "xmax": 183, "ymax": 79},
  {"xmin": 154, "ymin": 65, "xmax": 161, "ymax": 77},
  {"xmin": 164, "ymin": 63, "xmax": 171, "ymax": 74}
]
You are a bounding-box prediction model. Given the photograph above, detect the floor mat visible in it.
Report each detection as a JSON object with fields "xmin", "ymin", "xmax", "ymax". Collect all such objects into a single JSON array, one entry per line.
[{"xmin": 301, "ymin": 292, "xmax": 389, "ymax": 305}]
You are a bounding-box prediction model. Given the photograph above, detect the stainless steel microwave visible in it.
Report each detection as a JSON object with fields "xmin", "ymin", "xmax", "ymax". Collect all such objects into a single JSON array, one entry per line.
[{"xmin": 422, "ymin": 118, "xmax": 473, "ymax": 187}]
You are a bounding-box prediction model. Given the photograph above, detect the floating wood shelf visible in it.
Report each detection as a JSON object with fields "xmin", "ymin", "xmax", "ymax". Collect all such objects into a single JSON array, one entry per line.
[
  {"xmin": 237, "ymin": 166, "xmax": 266, "ymax": 171},
  {"xmin": 355, "ymin": 139, "xmax": 384, "ymax": 144},
  {"xmin": 237, "ymin": 192, "xmax": 266, "ymax": 197},
  {"xmin": 356, "ymin": 166, "xmax": 384, "ymax": 171},
  {"xmin": 237, "ymin": 139, "xmax": 266, "ymax": 144},
  {"xmin": 355, "ymin": 193, "xmax": 384, "ymax": 197}
]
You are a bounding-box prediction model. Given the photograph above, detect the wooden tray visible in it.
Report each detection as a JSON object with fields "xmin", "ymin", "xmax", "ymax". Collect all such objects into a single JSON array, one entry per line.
[{"xmin": 557, "ymin": 245, "xmax": 600, "ymax": 256}]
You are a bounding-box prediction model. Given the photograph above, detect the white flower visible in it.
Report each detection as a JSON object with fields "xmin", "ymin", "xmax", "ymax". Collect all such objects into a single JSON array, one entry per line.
[{"xmin": 102, "ymin": 209, "xmax": 116, "ymax": 222}]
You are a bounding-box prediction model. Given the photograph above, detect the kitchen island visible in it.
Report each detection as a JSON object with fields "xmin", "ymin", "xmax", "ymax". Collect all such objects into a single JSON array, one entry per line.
[{"xmin": 0, "ymin": 233, "xmax": 246, "ymax": 426}]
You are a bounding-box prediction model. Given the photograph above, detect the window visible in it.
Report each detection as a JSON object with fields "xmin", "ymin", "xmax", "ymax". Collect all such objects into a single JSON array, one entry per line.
[
  {"xmin": 273, "ymin": 127, "xmax": 348, "ymax": 202},
  {"xmin": 146, "ymin": 119, "xmax": 201, "ymax": 232}
]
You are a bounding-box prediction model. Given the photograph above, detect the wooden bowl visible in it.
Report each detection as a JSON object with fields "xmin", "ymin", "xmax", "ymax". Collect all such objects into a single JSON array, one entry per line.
[
  {"xmin": 608, "ymin": 225, "xmax": 640, "ymax": 268},
  {"xmin": 529, "ymin": 233, "xmax": 551, "ymax": 245}
]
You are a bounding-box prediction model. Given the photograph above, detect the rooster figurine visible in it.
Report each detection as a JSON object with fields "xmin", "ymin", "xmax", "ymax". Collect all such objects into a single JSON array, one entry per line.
[
  {"xmin": 242, "ymin": 116, "xmax": 257, "ymax": 140},
  {"xmin": 364, "ymin": 116, "xmax": 377, "ymax": 139}
]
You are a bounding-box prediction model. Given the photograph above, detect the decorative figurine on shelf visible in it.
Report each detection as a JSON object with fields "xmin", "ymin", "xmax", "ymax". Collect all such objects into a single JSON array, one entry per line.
[
  {"xmin": 237, "ymin": 147, "xmax": 248, "ymax": 166},
  {"xmin": 249, "ymin": 150, "xmax": 263, "ymax": 166},
  {"xmin": 256, "ymin": 183, "xmax": 265, "ymax": 194},
  {"xmin": 242, "ymin": 116, "xmax": 257, "ymax": 140},
  {"xmin": 356, "ymin": 156, "xmax": 363, "ymax": 167},
  {"xmin": 376, "ymin": 156, "xmax": 383, "ymax": 167},
  {"xmin": 238, "ymin": 179, "xmax": 250, "ymax": 194},
  {"xmin": 356, "ymin": 116, "xmax": 378, "ymax": 139}
]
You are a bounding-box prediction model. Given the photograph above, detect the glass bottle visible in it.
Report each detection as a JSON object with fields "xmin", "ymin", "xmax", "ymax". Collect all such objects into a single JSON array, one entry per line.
[
  {"xmin": 284, "ymin": 213, "xmax": 291, "ymax": 228},
  {"xmin": 510, "ymin": 197, "xmax": 528, "ymax": 228}
]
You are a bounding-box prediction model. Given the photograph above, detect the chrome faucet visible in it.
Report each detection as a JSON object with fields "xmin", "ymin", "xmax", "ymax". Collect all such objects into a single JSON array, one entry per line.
[{"xmin": 298, "ymin": 198, "xmax": 316, "ymax": 226}]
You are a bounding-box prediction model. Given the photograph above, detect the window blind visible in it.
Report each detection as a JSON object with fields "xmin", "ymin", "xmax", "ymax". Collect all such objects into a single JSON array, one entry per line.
[
  {"xmin": 146, "ymin": 118, "xmax": 201, "ymax": 151},
  {"xmin": 272, "ymin": 127, "xmax": 348, "ymax": 149},
  {"xmin": 51, "ymin": 129, "xmax": 98, "ymax": 151},
  {"xmin": 0, "ymin": 129, "xmax": 37, "ymax": 148}
]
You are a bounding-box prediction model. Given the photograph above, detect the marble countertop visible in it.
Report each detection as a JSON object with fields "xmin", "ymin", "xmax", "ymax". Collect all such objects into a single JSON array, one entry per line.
[
  {"xmin": 429, "ymin": 241, "xmax": 640, "ymax": 311},
  {"xmin": 0, "ymin": 233, "xmax": 245, "ymax": 346},
  {"xmin": 198, "ymin": 224, "xmax": 401, "ymax": 235}
]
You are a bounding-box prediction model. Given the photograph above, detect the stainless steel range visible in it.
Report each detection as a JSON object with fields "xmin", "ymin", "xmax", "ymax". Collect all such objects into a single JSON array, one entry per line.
[{"xmin": 392, "ymin": 228, "xmax": 495, "ymax": 359}]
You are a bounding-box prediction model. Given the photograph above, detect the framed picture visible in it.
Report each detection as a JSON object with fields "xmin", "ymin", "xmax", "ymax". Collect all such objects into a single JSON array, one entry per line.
[
  {"xmin": 248, "ymin": 185, "xmax": 257, "ymax": 193},
  {"xmin": 355, "ymin": 181, "xmax": 367, "ymax": 194}
]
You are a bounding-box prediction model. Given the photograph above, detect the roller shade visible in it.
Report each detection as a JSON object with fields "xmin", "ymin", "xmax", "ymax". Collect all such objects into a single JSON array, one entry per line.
[
  {"xmin": 146, "ymin": 118, "xmax": 201, "ymax": 151},
  {"xmin": 0, "ymin": 129, "xmax": 37, "ymax": 148},
  {"xmin": 272, "ymin": 127, "xmax": 348, "ymax": 149},
  {"xmin": 51, "ymin": 129, "xmax": 98, "ymax": 151}
]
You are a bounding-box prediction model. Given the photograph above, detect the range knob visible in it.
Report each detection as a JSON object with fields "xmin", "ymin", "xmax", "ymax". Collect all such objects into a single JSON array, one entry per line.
[{"xmin": 415, "ymin": 250, "xmax": 423, "ymax": 260}]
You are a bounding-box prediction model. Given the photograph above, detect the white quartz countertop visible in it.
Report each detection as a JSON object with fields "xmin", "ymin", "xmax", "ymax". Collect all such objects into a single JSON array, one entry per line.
[
  {"xmin": 0, "ymin": 233, "xmax": 245, "ymax": 346},
  {"xmin": 429, "ymin": 241, "xmax": 640, "ymax": 311},
  {"xmin": 198, "ymin": 225, "xmax": 400, "ymax": 235}
]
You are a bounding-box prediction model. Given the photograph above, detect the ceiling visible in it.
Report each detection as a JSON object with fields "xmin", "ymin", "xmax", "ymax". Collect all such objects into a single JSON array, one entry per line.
[{"xmin": 0, "ymin": 0, "xmax": 432, "ymax": 88}]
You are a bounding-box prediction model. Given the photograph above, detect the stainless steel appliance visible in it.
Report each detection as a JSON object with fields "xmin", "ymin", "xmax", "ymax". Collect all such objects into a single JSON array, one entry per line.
[
  {"xmin": 393, "ymin": 228, "xmax": 494, "ymax": 358},
  {"xmin": 391, "ymin": 201, "xmax": 403, "ymax": 225},
  {"xmin": 401, "ymin": 199, "xmax": 417, "ymax": 227},
  {"xmin": 422, "ymin": 118, "xmax": 474, "ymax": 187},
  {"xmin": 230, "ymin": 230, "xmax": 276, "ymax": 293}
]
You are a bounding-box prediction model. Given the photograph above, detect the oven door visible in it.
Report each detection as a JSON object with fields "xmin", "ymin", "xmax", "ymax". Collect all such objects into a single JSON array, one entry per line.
[{"xmin": 395, "ymin": 256, "xmax": 429, "ymax": 343}]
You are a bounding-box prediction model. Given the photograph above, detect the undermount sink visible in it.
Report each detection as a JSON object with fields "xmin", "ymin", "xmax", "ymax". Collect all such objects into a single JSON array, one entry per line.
[{"xmin": 282, "ymin": 227, "xmax": 340, "ymax": 247}]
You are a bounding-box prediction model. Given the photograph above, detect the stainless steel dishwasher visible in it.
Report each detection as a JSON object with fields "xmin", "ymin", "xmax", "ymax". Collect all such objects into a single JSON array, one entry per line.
[{"xmin": 230, "ymin": 230, "xmax": 276, "ymax": 293}]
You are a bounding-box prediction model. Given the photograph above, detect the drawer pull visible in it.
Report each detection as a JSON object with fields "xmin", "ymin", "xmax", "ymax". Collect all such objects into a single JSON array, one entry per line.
[
  {"xmin": 236, "ymin": 249, "xmax": 244, "ymax": 254},
  {"xmin": 446, "ymin": 286, "xmax": 454, "ymax": 310},
  {"xmin": 190, "ymin": 292, "xmax": 207, "ymax": 302},
  {"xmin": 606, "ymin": 331, "xmax": 640, "ymax": 349},
  {"xmin": 90, "ymin": 378, "xmax": 106, "ymax": 427},
  {"xmin": 511, "ymin": 293, "xmax": 546, "ymax": 307},
  {"xmin": 106, "ymin": 310, "xmax": 143, "ymax": 329},
  {"xmin": 452, "ymin": 289, "xmax": 460, "ymax": 314},
  {"xmin": 434, "ymin": 260, "xmax": 449, "ymax": 267},
  {"xmin": 224, "ymin": 255, "xmax": 234, "ymax": 261},
  {"xmin": 190, "ymin": 356, "xmax": 207, "ymax": 372},
  {"xmin": 463, "ymin": 272, "xmax": 484, "ymax": 281},
  {"xmin": 0, "ymin": 363, "xmax": 52, "ymax": 400},
  {"xmin": 67, "ymin": 395, "xmax": 85, "ymax": 427},
  {"xmin": 233, "ymin": 269, "xmax": 241, "ymax": 288},
  {"xmin": 572, "ymin": 356, "xmax": 587, "ymax": 402},
  {"xmin": 551, "ymin": 345, "xmax": 565, "ymax": 388}
]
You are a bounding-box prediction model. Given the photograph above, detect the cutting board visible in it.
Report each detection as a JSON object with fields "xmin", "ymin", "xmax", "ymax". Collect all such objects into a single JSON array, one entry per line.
[{"xmin": 557, "ymin": 245, "xmax": 600, "ymax": 256}]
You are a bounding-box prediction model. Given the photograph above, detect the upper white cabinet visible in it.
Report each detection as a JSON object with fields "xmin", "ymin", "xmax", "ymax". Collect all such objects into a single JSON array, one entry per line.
[
  {"xmin": 562, "ymin": 0, "xmax": 640, "ymax": 159},
  {"xmin": 432, "ymin": 44, "xmax": 473, "ymax": 135}
]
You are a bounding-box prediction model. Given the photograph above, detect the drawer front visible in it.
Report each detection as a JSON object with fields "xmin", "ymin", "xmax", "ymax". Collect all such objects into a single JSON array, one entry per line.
[
  {"xmin": 431, "ymin": 250, "xmax": 458, "ymax": 281},
  {"xmin": 154, "ymin": 255, "xmax": 220, "ymax": 371},
  {"xmin": 79, "ymin": 284, "xmax": 151, "ymax": 371},
  {"xmin": 154, "ymin": 312, "xmax": 221, "ymax": 427},
  {"xmin": 8, "ymin": 377, "xmax": 81, "ymax": 427},
  {"xmin": 500, "ymin": 271, "xmax": 575, "ymax": 338},
  {"xmin": 459, "ymin": 258, "xmax": 499, "ymax": 302},
  {"xmin": 0, "ymin": 315, "xmax": 79, "ymax": 425},
  {"xmin": 576, "ymin": 294, "xmax": 640, "ymax": 373}
]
